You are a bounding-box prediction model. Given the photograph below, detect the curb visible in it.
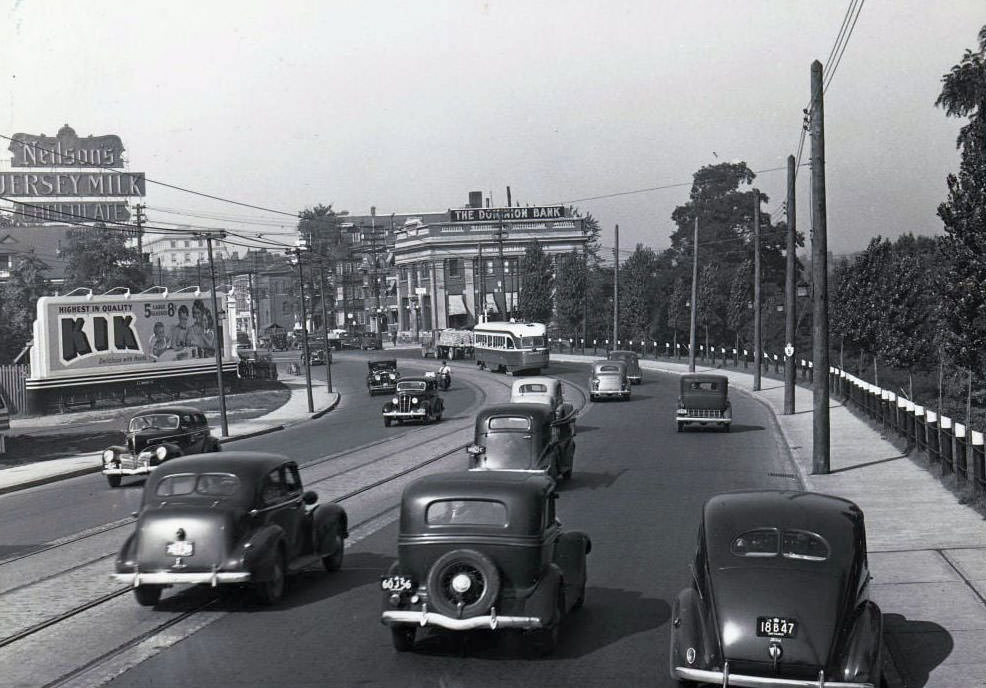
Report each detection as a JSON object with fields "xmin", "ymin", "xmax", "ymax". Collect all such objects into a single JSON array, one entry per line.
[{"xmin": 0, "ymin": 464, "xmax": 102, "ymax": 496}]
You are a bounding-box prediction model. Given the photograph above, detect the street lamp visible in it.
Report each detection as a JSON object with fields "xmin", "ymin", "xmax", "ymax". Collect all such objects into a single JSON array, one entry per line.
[{"xmin": 288, "ymin": 239, "xmax": 314, "ymax": 413}]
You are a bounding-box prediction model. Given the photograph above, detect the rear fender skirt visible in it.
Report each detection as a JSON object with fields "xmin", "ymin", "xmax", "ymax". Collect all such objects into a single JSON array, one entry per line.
[
  {"xmin": 671, "ymin": 587, "xmax": 720, "ymax": 671},
  {"xmin": 837, "ymin": 600, "xmax": 883, "ymax": 683}
]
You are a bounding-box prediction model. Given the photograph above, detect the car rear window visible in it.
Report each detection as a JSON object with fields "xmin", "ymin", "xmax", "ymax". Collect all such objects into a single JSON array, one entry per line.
[
  {"xmin": 488, "ymin": 416, "xmax": 531, "ymax": 430},
  {"xmin": 731, "ymin": 528, "xmax": 830, "ymax": 561},
  {"xmin": 155, "ymin": 472, "xmax": 241, "ymax": 498},
  {"xmin": 397, "ymin": 381, "xmax": 426, "ymax": 392},
  {"xmin": 518, "ymin": 384, "xmax": 547, "ymax": 394},
  {"xmin": 599, "ymin": 365, "xmax": 621, "ymax": 373},
  {"xmin": 689, "ymin": 381, "xmax": 720, "ymax": 391},
  {"xmin": 426, "ymin": 499, "xmax": 507, "ymax": 526}
]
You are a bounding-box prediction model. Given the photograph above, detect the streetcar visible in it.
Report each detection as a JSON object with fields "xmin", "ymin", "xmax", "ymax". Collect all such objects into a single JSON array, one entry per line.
[{"xmin": 474, "ymin": 321, "xmax": 549, "ymax": 374}]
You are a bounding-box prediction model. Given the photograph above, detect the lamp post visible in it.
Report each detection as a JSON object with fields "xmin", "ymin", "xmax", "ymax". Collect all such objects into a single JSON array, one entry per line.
[{"xmin": 289, "ymin": 240, "xmax": 314, "ymax": 413}]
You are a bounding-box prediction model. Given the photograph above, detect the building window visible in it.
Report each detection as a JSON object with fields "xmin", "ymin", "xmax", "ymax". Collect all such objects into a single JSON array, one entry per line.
[
  {"xmin": 448, "ymin": 259, "xmax": 460, "ymax": 277},
  {"xmin": 170, "ymin": 240, "xmax": 176, "ymax": 248},
  {"xmin": 184, "ymin": 253, "xmax": 192, "ymax": 263},
  {"xmin": 184, "ymin": 240, "xmax": 190, "ymax": 248},
  {"xmin": 197, "ymin": 239, "xmax": 204, "ymax": 247},
  {"xmin": 486, "ymin": 260, "xmax": 494, "ymax": 275}
]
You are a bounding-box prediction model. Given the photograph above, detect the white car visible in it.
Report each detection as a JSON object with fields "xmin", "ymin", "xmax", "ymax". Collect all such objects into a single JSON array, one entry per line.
[{"xmin": 509, "ymin": 376, "xmax": 573, "ymax": 421}]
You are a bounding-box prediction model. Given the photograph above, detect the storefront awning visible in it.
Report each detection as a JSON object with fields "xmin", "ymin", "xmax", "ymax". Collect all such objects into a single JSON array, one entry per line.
[{"xmin": 448, "ymin": 294, "xmax": 469, "ymax": 316}]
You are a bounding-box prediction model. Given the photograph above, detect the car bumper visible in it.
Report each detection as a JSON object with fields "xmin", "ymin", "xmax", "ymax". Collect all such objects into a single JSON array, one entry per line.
[
  {"xmin": 382, "ymin": 609, "xmax": 543, "ymax": 631},
  {"xmin": 102, "ymin": 466, "xmax": 152, "ymax": 476},
  {"xmin": 673, "ymin": 666, "xmax": 873, "ymax": 688},
  {"xmin": 628, "ymin": 375, "xmax": 642, "ymax": 384},
  {"xmin": 676, "ymin": 414, "xmax": 732, "ymax": 424},
  {"xmin": 112, "ymin": 571, "xmax": 252, "ymax": 586},
  {"xmin": 592, "ymin": 389, "xmax": 629, "ymax": 397},
  {"xmin": 383, "ymin": 410, "xmax": 427, "ymax": 418}
]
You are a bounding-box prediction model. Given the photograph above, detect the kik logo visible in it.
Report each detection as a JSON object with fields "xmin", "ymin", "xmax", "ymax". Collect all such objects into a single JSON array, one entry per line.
[{"xmin": 60, "ymin": 315, "xmax": 141, "ymax": 363}]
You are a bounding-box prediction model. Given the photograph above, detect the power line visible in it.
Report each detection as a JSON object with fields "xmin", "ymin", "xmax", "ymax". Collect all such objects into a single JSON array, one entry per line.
[{"xmin": 823, "ymin": 0, "xmax": 865, "ymax": 94}]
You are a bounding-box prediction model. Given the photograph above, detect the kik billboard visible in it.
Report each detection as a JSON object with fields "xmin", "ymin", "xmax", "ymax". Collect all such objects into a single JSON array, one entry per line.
[{"xmin": 27, "ymin": 290, "xmax": 236, "ymax": 391}]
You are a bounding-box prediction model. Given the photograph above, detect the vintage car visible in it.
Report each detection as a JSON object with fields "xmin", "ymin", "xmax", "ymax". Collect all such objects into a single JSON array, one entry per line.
[
  {"xmin": 367, "ymin": 359, "xmax": 400, "ymax": 395},
  {"xmin": 677, "ymin": 373, "xmax": 732, "ymax": 432},
  {"xmin": 670, "ymin": 490, "xmax": 882, "ymax": 687},
  {"xmin": 305, "ymin": 348, "xmax": 329, "ymax": 365},
  {"xmin": 508, "ymin": 376, "xmax": 575, "ymax": 422},
  {"xmin": 588, "ymin": 360, "xmax": 631, "ymax": 401},
  {"xmin": 382, "ymin": 376, "xmax": 445, "ymax": 426},
  {"xmin": 380, "ymin": 471, "xmax": 590, "ymax": 655},
  {"xmin": 113, "ymin": 452, "xmax": 348, "ymax": 607},
  {"xmin": 101, "ymin": 406, "xmax": 221, "ymax": 488},
  {"xmin": 607, "ymin": 350, "xmax": 642, "ymax": 385},
  {"xmin": 467, "ymin": 403, "xmax": 575, "ymax": 481}
]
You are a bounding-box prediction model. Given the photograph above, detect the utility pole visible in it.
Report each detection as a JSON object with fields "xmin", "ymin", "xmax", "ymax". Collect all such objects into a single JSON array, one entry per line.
[
  {"xmin": 784, "ymin": 155, "xmax": 797, "ymax": 414},
  {"xmin": 477, "ymin": 242, "xmax": 485, "ymax": 323},
  {"xmin": 810, "ymin": 59, "xmax": 830, "ymax": 475},
  {"xmin": 204, "ymin": 233, "xmax": 229, "ymax": 437},
  {"xmin": 293, "ymin": 248, "xmax": 314, "ymax": 413},
  {"xmin": 495, "ymin": 211, "xmax": 508, "ymax": 320},
  {"xmin": 250, "ymin": 252, "xmax": 260, "ymax": 348},
  {"xmin": 134, "ymin": 203, "xmax": 147, "ymax": 277},
  {"xmin": 612, "ymin": 224, "xmax": 619, "ymax": 349},
  {"xmin": 582, "ymin": 243, "xmax": 588, "ymax": 355},
  {"xmin": 318, "ymin": 259, "xmax": 333, "ymax": 394},
  {"xmin": 688, "ymin": 217, "xmax": 698, "ymax": 373},
  {"xmin": 753, "ymin": 188, "xmax": 762, "ymax": 392}
]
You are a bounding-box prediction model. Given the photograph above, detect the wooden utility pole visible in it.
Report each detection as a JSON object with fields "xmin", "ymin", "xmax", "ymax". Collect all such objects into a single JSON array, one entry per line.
[
  {"xmin": 810, "ymin": 59, "xmax": 830, "ymax": 475},
  {"xmin": 753, "ymin": 188, "xmax": 762, "ymax": 392},
  {"xmin": 294, "ymin": 250, "xmax": 314, "ymax": 413},
  {"xmin": 318, "ymin": 261, "xmax": 333, "ymax": 394},
  {"xmin": 784, "ymin": 155, "xmax": 797, "ymax": 414},
  {"xmin": 205, "ymin": 234, "xmax": 229, "ymax": 437},
  {"xmin": 612, "ymin": 224, "xmax": 619, "ymax": 349},
  {"xmin": 477, "ymin": 242, "xmax": 485, "ymax": 323},
  {"xmin": 688, "ymin": 217, "xmax": 698, "ymax": 372},
  {"xmin": 134, "ymin": 203, "xmax": 146, "ymax": 277},
  {"xmin": 582, "ymin": 244, "xmax": 588, "ymax": 355}
]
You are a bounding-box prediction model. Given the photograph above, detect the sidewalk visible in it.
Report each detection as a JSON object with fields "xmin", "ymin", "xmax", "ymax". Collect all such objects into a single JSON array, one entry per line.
[
  {"xmin": 554, "ymin": 353, "xmax": 986, "ymax": 688},
  {"xmin": 0, "ymin": 378, "xmax": 339, "ymax": 495}
]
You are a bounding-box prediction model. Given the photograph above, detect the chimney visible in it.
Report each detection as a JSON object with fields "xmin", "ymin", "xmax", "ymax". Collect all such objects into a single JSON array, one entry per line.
[{"xmin": 468, "ymin": 191, "xmax": 483, "ymax": 209}]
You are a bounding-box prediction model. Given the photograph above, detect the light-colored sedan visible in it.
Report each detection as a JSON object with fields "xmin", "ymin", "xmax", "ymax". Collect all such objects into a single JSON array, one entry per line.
[
  {"xmin": 589, "ymin": 360, "xmax": 630, "ymax": 401},
  {"xmin": 509, "ymin": 376, "xmax": 573, "ymax": 421}
]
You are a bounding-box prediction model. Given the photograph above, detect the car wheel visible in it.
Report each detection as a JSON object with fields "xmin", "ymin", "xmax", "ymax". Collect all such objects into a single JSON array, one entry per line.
[
  {"xmin": 210, "ymin": 439, "xmax": 221, "ymax": 452},
  {"xmin": 390, "ymin": 624, "xmax": 417, "ymax": 652},
  {"xmin": 322, "ymin": 533, "xmax": 344, "ymax": 572},
  {"xmin": 106, "ymin": 475, "xmax": 122, "ymax": 488},
  {"xmin": 384, "ymin": 418, "xmax": 392, "ymax": 427},
  {"xmin": 255, "ymin": 551, "xmax": 286, "ymax": 605},
  {"xmin": 562, "ymin": 467, "xmax": 573, "ymax": 481},
  {"xmin": 723, "ymin": 424, "xmax": 731, "ymax": 433},
  {"xmin": 425, "ymin": 549, "xmax": 500, "ymax": 619},
  {"xmin": 676, "ymin": 422, "xmax": 684, "ymax": 432},
  {"xmin": 133, "ymin": 584, "xmax": 162, "ymax": 606},
  {"xmin": 573, "ymin": 578, "xmax": 586, "ymax": 609}
]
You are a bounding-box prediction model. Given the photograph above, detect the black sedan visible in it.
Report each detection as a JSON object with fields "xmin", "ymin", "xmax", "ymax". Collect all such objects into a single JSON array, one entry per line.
[
  {"xmin": 113, "ymin": 452, "xmax": 348, "ymax": 606},
  {"xmin": 670, "ymin": 490, "xmax": 882, "ymax": 687},
  {"xmin": 101, "ymin": 406, "xmax": 220, "ymax": 488}
]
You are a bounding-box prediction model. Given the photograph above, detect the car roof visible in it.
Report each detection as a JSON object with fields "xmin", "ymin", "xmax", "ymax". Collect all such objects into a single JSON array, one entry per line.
[
  {"xmin": 704, "ymin": 490, "xmax": 863, "ymax": 563},
  {"xmin": 148, "ymin": 451, "xmax": 290, "ymax": 485},
  {"xmin": 511, "ymin": 376, "xmax": 556, "ymax": 389},
  {"xmin": 682, "ymin": 373, "xmax": 728, "ymax": 383},
  {"xmin": 403, "ymin": 470, "xmax": 555, "ymax": 502},
  {"xmin": 369, "ymin": 359, "xmax": 397, "ymax": 367},
  {"xmin": 609, "ymin": 350, "xmax": 636, "ymax": 357},
  {"xmin": 593, "ymin": 360, "xmax": 626, "ymax": 370},
  {"xmin": 476, "ymin": 402, "xmax": 555, "ymax": 423},
  {"xmin": 398, "ymin": 376, "xmax": 429, "ymax": 384},
  {"xmin": 132, "ymin": 406, "xmax": 204, "ymax": 417}
]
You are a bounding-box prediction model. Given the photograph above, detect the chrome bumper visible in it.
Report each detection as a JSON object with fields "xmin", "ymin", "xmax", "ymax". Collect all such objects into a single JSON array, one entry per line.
[
  {"xmin": 102, "ymin": 466, "xmax": 151, "ymax": 476},
  {"xmin": 383, "ymin": 409, "xmax": 426, "ymax": 418},
  {"xmin": 113, "ymin": 571, "xmax": 251, "ymax": 586},
  {"xmin": 593, "ymin": 389, "xmax": 629, "ymax": 397},
  {"xmin": 677, "ymin": 412, "xmax": 731, "ymax": 423},
  {"xmin": 382, "ymin": 609, "xmax": 542, "ymax": 631},
  {"xmin": 673, "ymin": 665, "xmax": 873, "ymax": 688}
]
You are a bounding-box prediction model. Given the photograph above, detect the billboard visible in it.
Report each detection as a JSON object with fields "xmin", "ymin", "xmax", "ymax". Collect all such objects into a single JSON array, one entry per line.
[
  {"xmin": 0, "ymin": 172, "xmax": 145, "ymax": 197},
  {"xmin": 8, "ymin": 125, "xmax": 125, "ymax": 168},
  {"xmin": 448, "ymin": 206, "xmax": 566, "ymax": 223},
  {"xmin": 27, "ymin": 290, "xmax": 236, "ymax": 390}
]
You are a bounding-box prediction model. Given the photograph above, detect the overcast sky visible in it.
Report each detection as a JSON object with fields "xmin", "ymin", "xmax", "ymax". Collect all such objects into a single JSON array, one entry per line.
[{"xmin": 2, "ymin": 1, "xmax": 982, "ymax": 259}]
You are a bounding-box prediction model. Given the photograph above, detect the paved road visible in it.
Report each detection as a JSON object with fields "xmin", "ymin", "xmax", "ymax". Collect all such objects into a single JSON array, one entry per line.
[
  {"xmin": 0, "ymin": 351, "xmax": 480, "ymax": 557},
  {"xmin": 100, "ymin": 362, "xmax": 797, "ymax": 688}
]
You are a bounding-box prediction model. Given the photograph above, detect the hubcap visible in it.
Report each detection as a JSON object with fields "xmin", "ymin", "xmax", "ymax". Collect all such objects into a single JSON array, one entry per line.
[{"xmin": 451, "ymin": 573, "xmax": 472, "ymax": 593}]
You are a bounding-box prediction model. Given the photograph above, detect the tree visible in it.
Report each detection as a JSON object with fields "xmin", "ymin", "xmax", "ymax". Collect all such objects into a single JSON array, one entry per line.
[
  {"xmin": 620, "ymin": 244, "xmax": 661, "ymax": 342},
  {"xmin": 554, "ymin": 250, "xmax": 588, "ymax": 339},
  {"xmin": 666, "ymin": 276, "xmax": 687, "ymax": 357},
  {"xmin": 726, "ymin": 259, "xmax": 753, "ymax": 355},
  {"xmin": 517, "ymin": 242, "xmax": 554, "ymax": 323},
  {"xmin": 62, "ymin": 226, "xmax": 147, "ymax": 293},
  {"xmin": 0, "ymin": 254, "xmax": 52, "ymax": 362},
  {"xmin": 697, "ymin": 262, "xmax": 722, "ymax": 357},
  {"xmin": 936, "ymin": 26, "xmax": 986, "ymax": 378}
]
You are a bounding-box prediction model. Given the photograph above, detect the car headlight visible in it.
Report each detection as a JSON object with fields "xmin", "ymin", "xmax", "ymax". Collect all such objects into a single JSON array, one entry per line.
[
  {"xmin": 592, "ymin": 379, "xmax": 599, "ymax": 389},
  {"xmin": 392, "ymin": 396, "xmax": 399, "ymax": 405},
  {"xmin": 375, "ymin": 375, "xmax": 381, "ymax": 381},
  {"xmin": 155, "ymin": 445, "xmax": 169, "ymax": 460},
  {"xmin": 102, "ymin": 449, "xmax": 116, "ymax": 463},
  {"xmin": 411, "ymin": 397, "xmax": 419, "ymax": 405},
  {"xmin": 676, "ymin": 409, "xmax": 687, "ymax": 415}
]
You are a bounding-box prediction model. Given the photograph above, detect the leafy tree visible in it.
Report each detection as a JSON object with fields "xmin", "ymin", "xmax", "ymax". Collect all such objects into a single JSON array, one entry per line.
[
  {"xmin": 620, "ymin": 244, "xmax": 661, "ymax": 343},
  {"xmin": 936, "ymin": 26, "xmax": 986, "ymax": 377},
  {"xmin": 698, "ymin": 262, "xmax": 722, "ymax": 357},
  {"xmin": 666, "ymin": 276, "xmax": 688, "ymax": 357},
  {"xmin": 62, "ymin": 226, "xmax": 147, "ymax": 293},
  {"xmin": 0, "ymin": 254, "xmax": 52, "ymax": 362},
  {"xmin": 726, "ymin": 259, "xmax": 753, "ymax": 355},
  {"xmin": 517, "ymin": 242, "xmax": 554, "ymax": 323},
  {"xmin": 554, "ymin": 250, "xmax": 588, "ymax": 339}
]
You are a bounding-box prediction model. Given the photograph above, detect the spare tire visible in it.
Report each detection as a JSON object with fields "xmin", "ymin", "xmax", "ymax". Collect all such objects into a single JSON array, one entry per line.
[{"xmin": 425, "ymin": 549, "xmax": 500, "ymax": 619}]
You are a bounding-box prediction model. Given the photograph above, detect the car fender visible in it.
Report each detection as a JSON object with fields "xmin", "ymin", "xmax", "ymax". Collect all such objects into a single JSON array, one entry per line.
[
  {"xmin": 553, "ymin": 531, "xmax": 590, "ymax": 609},
  {"xmin": 312, "ymin": 502, "xmax": 349, "ymax": 554},
  {"xmin": 837, "ymin": 600, "xmax": 883, "ymax": 684},
  {"xmin": 115, "ymin": 532, "xmax": 138, "ymax": 572},
  {"xmin": 238, "ymin": 524, "xmax": 287, "ymax": 578},
  {"xmin": 522, "ymin": 563, "xmax": 565, "ymax": 625},
  {"xmin": 103, "ymin": 444, "xmax": 128, "ymax": 459},
  {"xmin": 670, "ymin": 587, "xmax": 720, "ymax": 677},
  {"xmin": 382, "ymin": 401, "xmax": 394, "ymax": 413},
  {"xmin": 150, "ymin": 442, "xmax": 184, "ymax": 464}
]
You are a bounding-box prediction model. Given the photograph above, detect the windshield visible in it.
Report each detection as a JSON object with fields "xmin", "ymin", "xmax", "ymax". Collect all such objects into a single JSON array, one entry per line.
[
  {"xmin": 517, "ymin": 383, "xmax": 548, "ymax": 394},
  {"xmin": 397, "ymin": 381, "xmax": 426, "ymax": 392},
  {"xmin": 154, "ymin": 472, "xmax": 241, "ymax": 498},
  {"xmin": 518, "ymin": 336, "xmax": 544, "ymax": 349},
  {"xmin": 129, "ymin": 414, "xmax": 180, "ymax": 432}
]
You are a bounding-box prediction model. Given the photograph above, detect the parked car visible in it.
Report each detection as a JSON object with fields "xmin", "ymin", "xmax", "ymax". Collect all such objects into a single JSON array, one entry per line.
[
  {"xmin": 382, "ymin": 376, "xmax": 445, "ymax": 426},
  {"xmin": 607, "ymin": 350, "xmax": 642, "ymax": 384},
  {"xmin": 588, "ymin": 360, "xmax": 630, "ymax": 401},
  {"xmin": 508, "ymin": 376, "xmax": 575, "ymax": 422},
  {"xmin": 677, "ymin": 373, "xmax": 732, "ymax": 432},
  {"xmin": 113, "ymin": 452, "xmax": 348, "ymax": 607},
  {"xmin": 237, "ymin": 350, "xmax": 278, "ymax": 380},
  {"xmin": 380, "ymin": 471, "xmax": 590, "ymax": 655},
  {"xmin": 101, "ymin": 406, "xmax": 220, "ymax": 488},
  {"xmin": 303, "ymin": 348, "xmax": 329, "ymax": 365},
  {"xmin": 467, "ymin": 403, "xmax": 574, "ymax": 480},
  {"xmin": 367, "ymin": 359, "xmax": 400, "ymax": 395},
  {"xmin": 670, "ymin": 490, "xmax": 882, "ymax": 687}
]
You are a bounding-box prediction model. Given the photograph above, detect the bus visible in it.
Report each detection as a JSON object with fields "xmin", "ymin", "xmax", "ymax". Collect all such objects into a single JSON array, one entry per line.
[{"xmin": 473, "ymin": 321, "xmax": 549, "ymax": 374}]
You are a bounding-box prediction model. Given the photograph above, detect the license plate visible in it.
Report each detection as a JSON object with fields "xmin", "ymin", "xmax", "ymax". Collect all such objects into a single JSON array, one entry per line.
[
  {"xmin": 380, "ymin": 575, "xmax": 413, "ymax": 592},
  {"xmin": 166, "ymin": 541, "xmax": 194, "ymax": 557},
  {"xmin": 756, "ymin": 616, "xmax": 797, "ymax": 638}
]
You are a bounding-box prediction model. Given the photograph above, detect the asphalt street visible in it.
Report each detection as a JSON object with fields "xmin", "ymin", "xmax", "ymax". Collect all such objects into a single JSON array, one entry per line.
[{"xmin": 94, "ymin": 359, "xmax": 795, "ymax": 688}]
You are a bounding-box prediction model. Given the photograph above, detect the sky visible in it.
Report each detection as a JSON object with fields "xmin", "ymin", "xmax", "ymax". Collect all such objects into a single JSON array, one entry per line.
[{"xmin": 1, "ymin": 0, "xmax": 982, "ymax": 260}]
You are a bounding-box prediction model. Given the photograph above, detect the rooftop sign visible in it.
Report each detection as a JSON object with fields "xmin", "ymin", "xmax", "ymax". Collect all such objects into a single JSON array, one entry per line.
[
  {"xmin": 448, "ymin": 206, "xmax": 565, "ymax": 223},
  {"xmin": 9, "ymin": 124, "xmax": 124, "ymax": 168}
]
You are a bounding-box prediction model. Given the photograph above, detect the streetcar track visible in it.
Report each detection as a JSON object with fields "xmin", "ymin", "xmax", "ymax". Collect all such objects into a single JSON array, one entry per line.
[{"xmin": 1, "ymin": 367, "xmax": 590, "ymax": 681}]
